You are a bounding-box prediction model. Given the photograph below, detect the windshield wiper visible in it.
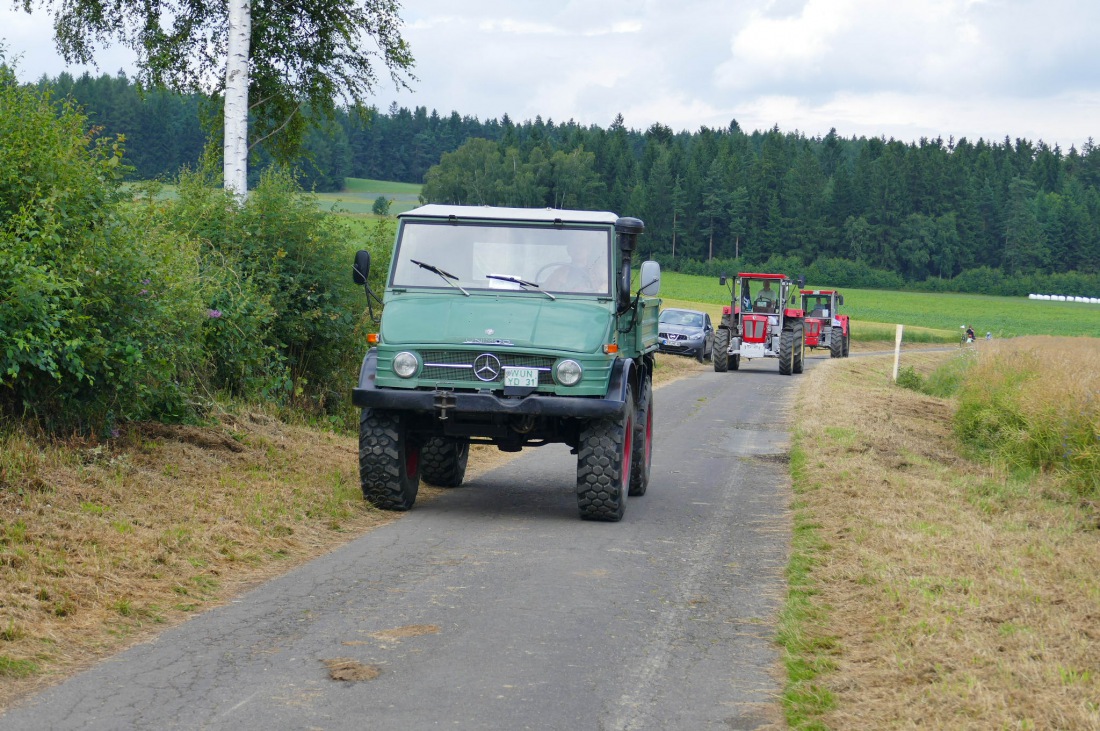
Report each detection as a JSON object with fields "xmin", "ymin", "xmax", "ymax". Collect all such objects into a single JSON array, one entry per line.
[
  {"xmin": 485, "ymin": 274, "xmax": 556, "ymax": 300},
  {"xmin": 411, "ymin": 259, "xmax": 469, "ymax": 296}
]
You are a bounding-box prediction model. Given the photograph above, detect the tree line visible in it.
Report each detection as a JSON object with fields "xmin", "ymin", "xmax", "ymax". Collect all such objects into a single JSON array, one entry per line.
[{"xmin": 35, "ymin": 70, "xmax": 1100, "ymax": 296}]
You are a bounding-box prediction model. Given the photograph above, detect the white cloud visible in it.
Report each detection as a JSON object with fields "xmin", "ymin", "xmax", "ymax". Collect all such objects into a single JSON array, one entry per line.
[{"xmin": 1, "ymin": 0, "xmax": 1097, "ymax": 148}]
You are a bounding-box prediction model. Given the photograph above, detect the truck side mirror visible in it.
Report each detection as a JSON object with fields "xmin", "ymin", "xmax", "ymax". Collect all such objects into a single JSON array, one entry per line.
[
  {"xmin": 352, "ymin": 249, "xmax": 371, "ymax": 285},
  {"xmin": 639, "ymin": 261, "xmax": 661, "ymax": 296},
  {"xmin": 719, "ymin": 274, "xmax": 727, "ymax": 286},
  {"xmin": 838, "ymin": 294, "xmax": 845, "ymax": 306}
]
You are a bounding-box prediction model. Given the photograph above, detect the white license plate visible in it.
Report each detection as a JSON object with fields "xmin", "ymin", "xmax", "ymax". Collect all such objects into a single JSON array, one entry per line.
[
  {"xmin": 504, "ymin": 367, "xmax": 539, "ymax": 388},
  {"xmin": 741, "ymin": 342, "xmax": 765, "ymax": 358}
]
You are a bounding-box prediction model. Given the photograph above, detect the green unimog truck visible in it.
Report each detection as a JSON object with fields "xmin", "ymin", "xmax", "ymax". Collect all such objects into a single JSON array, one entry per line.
[{"xmin": 351, "ymin": 204, "xmax": 661, "ymax": 521}]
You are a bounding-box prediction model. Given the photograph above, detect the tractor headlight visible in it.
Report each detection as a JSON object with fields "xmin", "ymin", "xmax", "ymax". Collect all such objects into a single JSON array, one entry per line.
[
  {"xmin": 392, "ymin": 351, "xmax": 419, "ymax": 378},
  {"xmin": 555, "ymin": 359, "xmax": 583, "ymax": 386}
]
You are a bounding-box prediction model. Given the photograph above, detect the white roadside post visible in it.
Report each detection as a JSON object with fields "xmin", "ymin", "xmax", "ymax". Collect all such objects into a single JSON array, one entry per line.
[{"xmin": 892, "ymin": 324, "xmax": 904, "ymax": 382}]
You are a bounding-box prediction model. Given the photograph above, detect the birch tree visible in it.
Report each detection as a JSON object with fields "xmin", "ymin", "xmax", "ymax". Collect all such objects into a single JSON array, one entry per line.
[
  {"xmin": 224, "ymin": 0, "xmax": 251, "ymax": 198},
  {"xmin": 14, "ymin": 0, "xmax": 415, "ymax": 196}
]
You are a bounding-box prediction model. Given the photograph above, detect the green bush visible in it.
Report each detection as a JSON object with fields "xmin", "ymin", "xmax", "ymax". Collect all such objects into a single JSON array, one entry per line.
[
  {"xmin": 1, "ymin": 66, "xmax": 206, "ymax": 432},
  {"xmin": 895, "ymin": 366, "xmax": 925, "ymax": 392},
  {"xmin": 895, "ymin": 353, "xmax": 974, "ymax": 398},
  {"xmin": 156, "ymin": 166, "xmax": 362, "ymax": 411}
]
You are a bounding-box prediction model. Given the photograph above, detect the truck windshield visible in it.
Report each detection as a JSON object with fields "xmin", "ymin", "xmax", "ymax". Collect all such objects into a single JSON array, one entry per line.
[{"xmin": 391, "ymin": 221, "xmax": 612, "ymax": 295}]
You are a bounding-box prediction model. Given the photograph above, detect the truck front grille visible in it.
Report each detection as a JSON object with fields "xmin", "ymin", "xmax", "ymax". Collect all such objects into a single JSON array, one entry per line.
[{"xmin": 419, "ymin": 350, "xmax": 556, "ymax": 386}]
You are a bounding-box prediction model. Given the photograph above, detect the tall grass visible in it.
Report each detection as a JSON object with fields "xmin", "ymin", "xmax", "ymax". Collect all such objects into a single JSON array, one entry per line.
[{"xmin": 955, "ymin": 337, "xmax": 1099, "ymax": 497}]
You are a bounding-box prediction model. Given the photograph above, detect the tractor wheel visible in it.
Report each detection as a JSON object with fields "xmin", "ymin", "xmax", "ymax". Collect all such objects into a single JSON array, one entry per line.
[
  {"xmin": 420, "ymin": 437, "xmax": 469, "ymax": 487},
  {"xmin": 359, "ymin": 409, "xmax": 420, "ymax": 511},
  {"xmin": 778, "ymin": 328, "xmax": 795, "ymax": 375},
  {"xmin": 830, "ymin": 328, "xmax": 843, "ymax": 358},
  {"xmin": 713, "ymin": 328, "xmax": 730, "ymax": 372},
  {"xmin": 731, "ymin": 354, "xmax": 740, "ymax": 370},
  {"xmin": 844, "ymin": 331, "xmax": 851, "ymax": 357},
  {"xmin": 629, "ymin": 376, "xmax": 652, "ymax": 497},
  {"xmin": 793, "ymin": 323, "xmax": 806, "ymax": 374},
  {"xmin": 577, "ymin": 386, "xmax": 634, "ymax": 521}
]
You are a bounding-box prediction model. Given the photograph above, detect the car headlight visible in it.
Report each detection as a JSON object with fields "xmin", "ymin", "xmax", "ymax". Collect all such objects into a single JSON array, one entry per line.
[
  {"xmin": 555, "ymin": 359, "xmax": 583, "ymax": 386},
  {"xmin": 392, "ymin": 351, "xmax": 419, "ymax": 378}
]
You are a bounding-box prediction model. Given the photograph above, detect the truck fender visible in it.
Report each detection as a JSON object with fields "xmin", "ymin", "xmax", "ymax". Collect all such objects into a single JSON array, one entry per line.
[
  {"xmin": 607, "ymin": 357, "xmax": 636, "ymax": 405},
  {"xmin": 357, "ymin": 348, "xmax": 379, "ymax": 392}
]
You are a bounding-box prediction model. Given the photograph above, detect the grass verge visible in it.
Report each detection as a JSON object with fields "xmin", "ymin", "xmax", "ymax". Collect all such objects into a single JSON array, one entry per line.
[{"xmin": 781, "ymin": 344, "xmax": 1100, "ymax": 728}]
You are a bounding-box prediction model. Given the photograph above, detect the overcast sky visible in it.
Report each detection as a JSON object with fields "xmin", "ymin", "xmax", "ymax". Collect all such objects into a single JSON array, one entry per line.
[{"xmin": 2, "ymin": 0, "xmax": 1098, "ymax": 148}]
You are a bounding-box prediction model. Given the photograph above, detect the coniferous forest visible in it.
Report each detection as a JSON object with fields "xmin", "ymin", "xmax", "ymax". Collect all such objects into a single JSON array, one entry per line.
[{"xmin": 41, "ymin": 71, "xmax": 1100, "ymax": 298}]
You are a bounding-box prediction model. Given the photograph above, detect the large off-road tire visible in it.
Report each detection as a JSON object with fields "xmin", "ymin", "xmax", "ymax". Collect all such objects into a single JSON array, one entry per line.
[
  {"xmin": 359, "ymin": 409, "xmax": 420, "ymax": 511},
  {"xmin": 420, "ymin": 437, "xmax": 469, "ymax": 487},
  {"xmin": 830, "ymin": 327, "xmax": 843, "ymax": 358},
  {"xmin": 843, "ymin": 330, "xmax": 851, "ymax": 357},
  {"xmin": 577, "ymin": 387, "xmax": 634, "ymax": 521},
  {"xmin": 778, "ymin": 328, "xmax": 795, "ymax": 375},
  {"xmin": 713, "ymin": 328, "xmax": 730, "ymax": 372},
  {"xmin": 629, "ymin": 376, "xmax": 652, "ymax": 497},
  {"xmin": 793, "ymin": 322, "xmax": 805, "ymax": 374},
  {"xmin": 731, "ymin": 354, "xmax": 741, "ymax": 370}
]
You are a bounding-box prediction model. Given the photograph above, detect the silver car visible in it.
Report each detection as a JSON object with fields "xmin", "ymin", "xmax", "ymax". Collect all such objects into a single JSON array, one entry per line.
[{"xmin": 658, "ymin": 308, "xmax": 713, "ymax": 362}]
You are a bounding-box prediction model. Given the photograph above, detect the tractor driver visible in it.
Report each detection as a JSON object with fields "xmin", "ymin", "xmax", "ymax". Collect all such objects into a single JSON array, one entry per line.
[{"xmin": 755, "ymin": 280, "xmax": 778, "ymax": 311}]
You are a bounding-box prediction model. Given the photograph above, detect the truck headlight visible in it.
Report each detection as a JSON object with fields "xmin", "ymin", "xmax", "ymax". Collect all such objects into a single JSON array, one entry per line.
[
  {"xmin": 555, "ymin": 359, "xmax": 583, "ymax": 386},
  {"xmin": 392, "ymin": 351, "xmax": 419, "ymax": 378}
]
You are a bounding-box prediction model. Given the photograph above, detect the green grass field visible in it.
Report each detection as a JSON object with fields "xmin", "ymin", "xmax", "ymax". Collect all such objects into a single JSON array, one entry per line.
[
  {"xmin": 129, "ymin": 174, "xmax": 1097, "ymax": 341},
  {"xmin": 316, "ymin": 177, "xmax": 423, "ymax": 216},
  {"xmin": 657, "ymin": 271, "xmax": 1100, "ymax": 339}
]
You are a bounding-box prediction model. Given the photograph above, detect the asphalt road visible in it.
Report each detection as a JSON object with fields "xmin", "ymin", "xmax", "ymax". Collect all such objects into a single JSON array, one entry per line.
[{"xmin": 0, "ymin": 355, "xmax": 815, "ymax": 731}]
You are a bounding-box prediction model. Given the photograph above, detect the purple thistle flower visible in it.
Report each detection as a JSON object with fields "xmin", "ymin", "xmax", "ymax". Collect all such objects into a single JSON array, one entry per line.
[{"xmin": 207, "ymin": 309, "xmax": 223, "ymax": 319}]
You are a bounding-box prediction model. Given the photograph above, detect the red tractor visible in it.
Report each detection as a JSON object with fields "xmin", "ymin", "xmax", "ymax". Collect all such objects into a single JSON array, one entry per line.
[
  {"xmin": 800, "ymin": 289, "xmax": 850, "ymax": 358},
  {"xmin": 713, "ymin": 272, "xmax": 805, "ymax": 375}
]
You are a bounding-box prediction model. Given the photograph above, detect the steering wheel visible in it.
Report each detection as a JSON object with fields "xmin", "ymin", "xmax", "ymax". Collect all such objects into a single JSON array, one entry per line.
[
  {"xmin": 536, "ymin": 262, "xmax": 587, "ymax": 288},
  {"xmin": 535, "ymin": 261, "xmax": 568, "ymax": 283}
]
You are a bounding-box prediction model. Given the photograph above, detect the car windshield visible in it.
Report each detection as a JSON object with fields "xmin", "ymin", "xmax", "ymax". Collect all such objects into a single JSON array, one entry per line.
[
  {"xmin": 391, "ymin": 221, "xmax": 611, "ymax": 295},
  {"xmin": 660, "ymin": 310, "xmax": 703, "ymax": 327}
]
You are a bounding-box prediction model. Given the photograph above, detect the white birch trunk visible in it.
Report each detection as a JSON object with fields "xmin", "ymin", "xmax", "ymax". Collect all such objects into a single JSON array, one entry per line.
[{"xmin": 224, "ymin": 0, "xmax": 251, "ymax": 200}]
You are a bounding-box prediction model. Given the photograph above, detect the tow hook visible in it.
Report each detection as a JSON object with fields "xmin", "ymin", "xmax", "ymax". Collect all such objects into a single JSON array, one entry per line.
[{"xmin": 433, "ymin": 390, "xmax": 456, "ymax": 420}]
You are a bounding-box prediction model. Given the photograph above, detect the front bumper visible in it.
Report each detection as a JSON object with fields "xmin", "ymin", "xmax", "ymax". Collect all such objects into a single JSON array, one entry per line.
[
  {"xmin": 352, "ymin": 350, "xmax": 629, "ymax": 419},
  {"xmin": 658, "ymin": 337, "xmax": 703, "ymax": 354}
]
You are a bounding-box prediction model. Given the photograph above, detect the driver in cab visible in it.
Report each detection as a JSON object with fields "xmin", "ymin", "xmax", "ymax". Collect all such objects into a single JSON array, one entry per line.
[
  {"xmin": 754, "ymin": 280, "xmax": 778, "ymax": 312},
  {"xmin": 543, "ymin": 239, "xmax": 606, "ymax": 293}
]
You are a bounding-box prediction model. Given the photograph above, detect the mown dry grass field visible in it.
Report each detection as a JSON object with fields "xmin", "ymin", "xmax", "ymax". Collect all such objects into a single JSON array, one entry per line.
[{"xmin": 786, "ymin": 340, "xmax": 1100, "ymax": 729}]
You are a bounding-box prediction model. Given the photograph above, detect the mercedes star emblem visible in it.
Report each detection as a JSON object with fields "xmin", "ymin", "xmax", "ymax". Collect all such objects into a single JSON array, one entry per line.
[{"xmin": 473, "ymin": 353, "xmax": 501, "ymax": 382}]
